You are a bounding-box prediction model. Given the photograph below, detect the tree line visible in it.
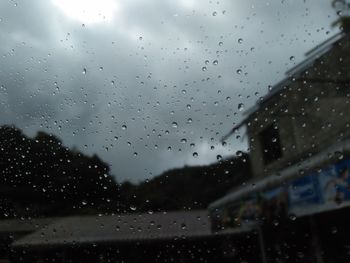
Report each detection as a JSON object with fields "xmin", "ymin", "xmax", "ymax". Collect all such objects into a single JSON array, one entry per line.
[{"xmin": 0, "ymin": 125, "xmax": 251, "ymax": 218}]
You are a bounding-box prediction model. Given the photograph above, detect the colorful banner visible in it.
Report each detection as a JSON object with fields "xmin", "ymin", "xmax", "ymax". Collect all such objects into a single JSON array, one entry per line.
[
  {"xmin": 319, "ymin": 159, "xmax": 350, "ymax": 206},
  {"xmin": 211, "ymin": 159, "xmax": 350, "ymax": 230},
  {"xmin": 288, "ymin": 173, "xmax": 321, "ymax": 208}
]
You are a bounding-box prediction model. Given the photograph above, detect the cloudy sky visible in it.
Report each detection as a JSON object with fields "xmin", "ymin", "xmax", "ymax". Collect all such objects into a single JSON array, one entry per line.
[{"xmin": 0, "ymin": 0, "xmax": 340, "ymax": 182}]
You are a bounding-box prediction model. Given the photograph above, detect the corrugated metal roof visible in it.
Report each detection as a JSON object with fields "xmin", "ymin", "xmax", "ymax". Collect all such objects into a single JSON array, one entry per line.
[
  {"xmin": 221, "ymin": 32, "xmax": 347, "ymax": 142},
  {"xmin": 260, "ymin": 32, "xmax": 345, "ymax": 110},
  {"xmin": 0, "ymin": 218, "xmax": 55, "ymax": 234},
  {"xmin": 12, "ymin": 210, "xmax": 214, "ymax": 247}
]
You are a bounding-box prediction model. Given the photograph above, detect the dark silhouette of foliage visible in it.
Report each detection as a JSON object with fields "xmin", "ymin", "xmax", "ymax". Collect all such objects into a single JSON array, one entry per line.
[
  {"xmin": 0, "ymin": 125, "xmax": 252, "ymax": 218},
  {"xmin": 120, "ymin": 153, "xmax": 252, "ymax": 213},
  {"xmin": 0, "ymin": 125, "xmax": 119, "ymax": 218}
]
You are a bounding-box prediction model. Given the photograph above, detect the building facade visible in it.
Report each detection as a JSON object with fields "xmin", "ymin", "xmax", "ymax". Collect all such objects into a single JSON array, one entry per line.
[{"xmin": 209, "ymin": 31, "xmax": 350, "ymax": 263}]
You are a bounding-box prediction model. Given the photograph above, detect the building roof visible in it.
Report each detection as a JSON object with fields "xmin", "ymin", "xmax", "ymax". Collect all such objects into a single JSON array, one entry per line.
[
  {"xmin": 12, "ymin": 210, "xmax": 216, "ymax": 247},
  {"xmin": 221, "ymin": 32, "xmax": 347, "ymax": 142},
  {"xmin": 0, "ymin": 217, "xmax": 55, "ymax": 234}
]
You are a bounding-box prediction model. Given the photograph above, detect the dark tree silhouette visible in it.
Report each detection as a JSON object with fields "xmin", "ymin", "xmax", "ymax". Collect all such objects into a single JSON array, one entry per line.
[
  {"xmin": 0, "ymin": 125, "xmax": 119, "ymax": 218},
  {"xmin": 120, "ymin": 153, "xmax": 252, "ymax": 213},
  {"xmin": 0, "ymin": 125, "xmax": 252, "ymax": 218}
]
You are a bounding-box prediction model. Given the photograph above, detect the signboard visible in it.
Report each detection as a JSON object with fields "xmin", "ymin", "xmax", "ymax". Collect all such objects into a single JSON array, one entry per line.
[
  {"xmin": 318, "ymin": 159, "xmax": 350, "ymax": 206},
  {"xmin": 288, "ymin": 173, "xmax": 321, "ymax": 208},
  {"xmin": 210, "ymin": 159, "xmax": 350, "ymax": 231}
]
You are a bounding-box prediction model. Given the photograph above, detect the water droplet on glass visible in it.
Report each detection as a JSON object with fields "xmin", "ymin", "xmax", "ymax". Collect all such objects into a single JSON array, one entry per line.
[
  {"xmin": 82, "ymin": 68, "xmax": 87, "ymax": 75},
  {"xmin": 122, "ymin": 125, "xmax": 127, "ymax": 130},
  {"xmin": 212, "ymin": 11, "xmax": 217, "ymax": 16},
  {"xmin": 289, "ymin": 214, "xmax": 297, "ymax": 221},
  {"xmin": 202, "ymin": 66, "xmax": 207, "ymax": 71},
  {"xmin": 212, "ymin": 60, "xmax": 218, "ymax": 66},
  {"xmin": 238, "ymin": 103, "xmax": 244, "ymax": 111},
  {"xmin": 238, "ymin": 38, "xmax": 243, "ymax": 44},
  {"xmin": 290, "ymin": 56, "xmax": 295, "ymax": 61},
  {"xmin": 193, "ymin": 152, "xmax": 198, "ymax": 158},
  {"xmin": 172, "ymin": 122, "xmax": 178, "ymax": 128},
  {"xmin": 331, "ymin": 226, "xmax": 338, "ymax": 234},
  {"xmin": 334, "ymin": 151, "xmax": 344, "ymax": 160}
]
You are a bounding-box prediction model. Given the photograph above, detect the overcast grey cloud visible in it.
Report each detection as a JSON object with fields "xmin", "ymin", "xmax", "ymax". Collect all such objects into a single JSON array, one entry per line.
[{"xmin": 0, "ymin": 0, "xmax": 339, "ymax": 182}]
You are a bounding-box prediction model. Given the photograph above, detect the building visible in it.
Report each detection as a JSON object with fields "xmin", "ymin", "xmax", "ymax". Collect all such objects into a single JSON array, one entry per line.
[{"xmin": 209, "ymin": 31, "xmax": 350, "ymax": 262}]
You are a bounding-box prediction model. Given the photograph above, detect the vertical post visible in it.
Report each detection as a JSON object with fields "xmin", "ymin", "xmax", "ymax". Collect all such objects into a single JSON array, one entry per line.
[
  {"xmin": 309, "ymin": 216, "xmax": 324, "ymax": 263},
  {"xmin": 257, "ymin": 225, "xmax": 267, "ymax": 263}
]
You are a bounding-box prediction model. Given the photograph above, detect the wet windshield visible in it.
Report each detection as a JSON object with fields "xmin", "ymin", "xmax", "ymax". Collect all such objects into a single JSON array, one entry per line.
[{"xmin": 0, "ymin": 0, "xmax": 349, "ymax": 262}]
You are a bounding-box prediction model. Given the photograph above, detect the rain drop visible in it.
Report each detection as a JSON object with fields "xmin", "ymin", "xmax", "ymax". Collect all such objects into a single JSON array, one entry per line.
[{"xmin": 289, "ymin": 214, "xmax": 297, "ymax": 221}]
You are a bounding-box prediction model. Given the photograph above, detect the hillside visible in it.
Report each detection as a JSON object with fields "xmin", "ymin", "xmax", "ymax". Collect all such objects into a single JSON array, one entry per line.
[
  {"xmin": 0, "ymin": 125, "xmax": 251, "ymax": 217},
  {"xmin": 119, "ymin": 153, "xmax": 252, "ymax": 212}
]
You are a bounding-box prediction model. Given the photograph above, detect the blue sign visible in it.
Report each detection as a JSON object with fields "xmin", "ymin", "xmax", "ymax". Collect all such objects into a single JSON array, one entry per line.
[
  {"xmin": 288, "ymin": 174, "xmax": 322, "ymax": 208},
  {"xmin": 319, "ymin": 159, "xmax": 350, "ymax": 205}
]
